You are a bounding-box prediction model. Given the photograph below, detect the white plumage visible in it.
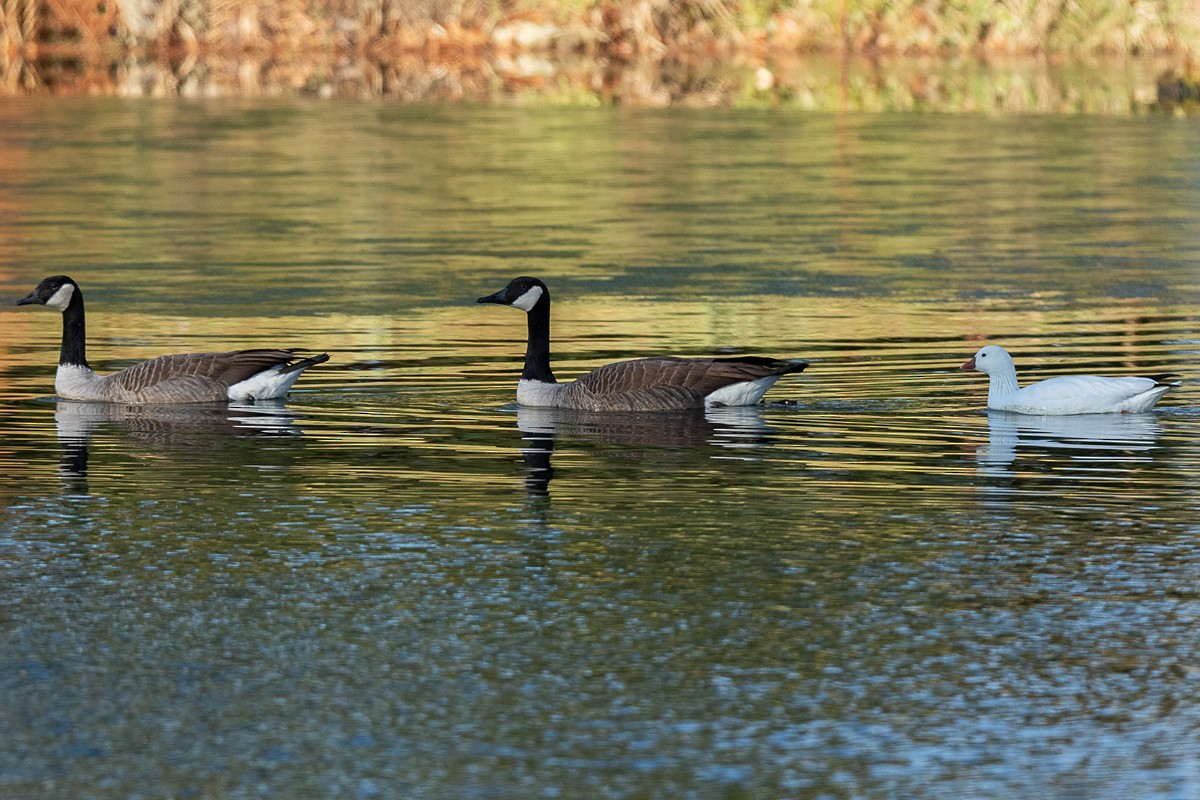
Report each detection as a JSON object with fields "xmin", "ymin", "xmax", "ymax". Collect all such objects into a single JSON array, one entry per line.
[{"xmin": 961, "ymin": 344, "xmax": 1179, "ymax": 415}]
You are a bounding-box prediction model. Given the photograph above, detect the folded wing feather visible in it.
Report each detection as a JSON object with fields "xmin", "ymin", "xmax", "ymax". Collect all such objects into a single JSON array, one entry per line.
[
  {"xmin": 108, "ymin": 349, "xmax": 305, "ymax": 403},
  {"xmin": 568, "ymin": 356, "xmax": 805, "ymax": 411}
]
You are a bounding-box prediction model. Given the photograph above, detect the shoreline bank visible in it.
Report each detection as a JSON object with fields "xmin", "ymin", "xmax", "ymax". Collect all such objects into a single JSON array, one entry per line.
[{"xmin": 4, "ymin": 0, "xmax": 1199, "ymax": 109}]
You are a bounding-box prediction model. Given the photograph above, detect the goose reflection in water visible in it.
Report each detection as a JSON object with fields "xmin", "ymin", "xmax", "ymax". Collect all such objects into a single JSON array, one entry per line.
[
  {"xmin": 515, "ymin": 405, "xmax": 778, "ymax": 495},
  {"xmin": 55, "ymin": 400, "xmax": 301, "ymax": 488},
  {"xmin": 975, "ymin": 409, "xmax": 1162, "ymax": 477}
]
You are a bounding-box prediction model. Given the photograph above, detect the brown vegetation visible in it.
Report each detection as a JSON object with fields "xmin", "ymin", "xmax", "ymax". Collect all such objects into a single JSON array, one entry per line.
[{"xmin": 2, "ymin": 0, "xmax": 1198, "ymax": 104}]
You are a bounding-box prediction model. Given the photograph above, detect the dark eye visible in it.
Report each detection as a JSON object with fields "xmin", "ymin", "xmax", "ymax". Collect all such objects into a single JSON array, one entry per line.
[{"xmin": 981, "ymin": 353, "xmax": 987, "ymax": 358}]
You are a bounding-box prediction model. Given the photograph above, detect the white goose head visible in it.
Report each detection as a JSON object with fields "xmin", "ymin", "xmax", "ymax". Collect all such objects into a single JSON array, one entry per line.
[
  {"xmin": 16, "ymin": 275, "xmax": 79, "ymax": 312},
  {"xmin": 476, "ymin": 276, "xmax": 549, "ymax": 313},
  {"xmin": 961, "ymin": 344, "xmax": 1015, "ymax": 376}
]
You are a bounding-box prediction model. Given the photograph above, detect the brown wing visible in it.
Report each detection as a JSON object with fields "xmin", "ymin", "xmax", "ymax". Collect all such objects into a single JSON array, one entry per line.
[
  {"xmin": 108, "ymin": 349, "xmax": 300, "ymax": 399},
  {"xmin": 569, "ymin": 356, "xmax": 806, "ymax": 410}
]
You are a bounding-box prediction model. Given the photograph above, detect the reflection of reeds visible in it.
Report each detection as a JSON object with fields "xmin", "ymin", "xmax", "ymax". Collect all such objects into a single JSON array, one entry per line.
[
  {"xmin": 1157, "ymin": 64, "xmax": 1200, "ymax": 109},
  {"xmin": 2, "ymin": 0, "xmax": 1199, "ymax": 104}
]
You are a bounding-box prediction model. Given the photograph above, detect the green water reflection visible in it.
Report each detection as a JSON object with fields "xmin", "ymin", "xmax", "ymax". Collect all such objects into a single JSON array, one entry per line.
[{"xmin": 0, "ymin": 99, "xmax": 1198, "ymax": 798}]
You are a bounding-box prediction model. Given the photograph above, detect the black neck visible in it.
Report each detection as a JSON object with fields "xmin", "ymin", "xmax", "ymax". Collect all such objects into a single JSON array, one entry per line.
[
  {"xmin": 59, "ymin": 290, "xmax": 89, "ymax": 368},
  {"xmin": 522, "ymin": 296, "xmax": 556, "ymax": 383}
]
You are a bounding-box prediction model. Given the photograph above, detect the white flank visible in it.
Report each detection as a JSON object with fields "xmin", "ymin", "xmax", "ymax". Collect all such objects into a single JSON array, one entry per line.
[
  {"xmin": 227, "ymin": 365, "xmax": 305, "ymax": 401},
  {"xmin": 511, "ymin": 285, "xmax": 544, "ymax": 312},
  {"xmin": 45, "ymin": 283, "xmax": 76, "ymax": 311},
  {"xmin": 705, "ymin": 376, "xmax": 778, "ymax": 407},
  {"xmin": 516, "ymin": 378, "xmax": 564, "ymax": 407}
]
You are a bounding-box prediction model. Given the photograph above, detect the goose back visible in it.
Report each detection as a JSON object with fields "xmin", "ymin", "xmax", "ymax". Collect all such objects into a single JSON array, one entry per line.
[
  {"xmin": 56, "ymin": 350, "xmax": 329, "ymax": 404},
  {"xmin": 521, "ymin": 356, "xmax": 808, "ymax": 411},
  {"xmin": 999, "ymin": 374, "xmax": 1179, "ymax": 415}
]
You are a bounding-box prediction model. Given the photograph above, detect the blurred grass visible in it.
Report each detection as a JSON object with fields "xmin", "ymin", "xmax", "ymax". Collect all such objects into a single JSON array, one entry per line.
[{"xmin": 3, "ymin": 0, "xmax": 1200, "ymax": 104}]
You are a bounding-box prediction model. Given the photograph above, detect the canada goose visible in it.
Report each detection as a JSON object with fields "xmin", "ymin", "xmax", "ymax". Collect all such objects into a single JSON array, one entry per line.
[
  {"xmin": 16, "ymin": 275, "xmax": 329, "ymax": 404},
  {"xmin": 477, "ymin": 276, "xmax": 808, "ymax": 411},
  {"xmin": 961, "ymin": 344, "xmax": 1179, "ymax": 414}
]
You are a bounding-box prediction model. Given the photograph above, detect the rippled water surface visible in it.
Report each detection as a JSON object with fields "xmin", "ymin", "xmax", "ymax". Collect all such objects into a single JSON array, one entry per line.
[{"xmin": 1, "ymin": 98, "xmax": 1199, "ymax": 798}]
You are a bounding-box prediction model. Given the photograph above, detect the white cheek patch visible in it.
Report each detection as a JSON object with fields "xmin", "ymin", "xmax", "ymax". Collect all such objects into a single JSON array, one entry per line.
[
  {"xmin": 45, "ymin": 283, "xmax": 76, "ymax": 311},
  {"xmin": 511, "ymin": 285, "xmax": 543, "ymax": 312}
]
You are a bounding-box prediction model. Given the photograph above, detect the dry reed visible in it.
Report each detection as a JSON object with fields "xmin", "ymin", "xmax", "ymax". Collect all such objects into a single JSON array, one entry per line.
[{"xmin": 2, "ymin": 0, "xmax": 1198, "ymax": 102}]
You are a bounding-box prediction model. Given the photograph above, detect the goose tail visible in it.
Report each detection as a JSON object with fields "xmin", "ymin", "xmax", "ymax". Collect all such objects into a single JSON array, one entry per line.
[
  {"xmin": 281, "ymin": 351, "xmax": 331, "ymax": 375},
  {"xmin": 1143, "ymin": 373, "xmax": 1182, "ymax": 388}
]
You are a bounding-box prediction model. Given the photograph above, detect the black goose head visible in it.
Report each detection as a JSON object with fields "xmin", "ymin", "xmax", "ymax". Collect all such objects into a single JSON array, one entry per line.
[
  {"xmin": 16, "ymin": 275, "xmax": 80, "ymax": 311},
  {"xmin": 476, "ymin": 277, "xmax": 549, "ymax": 312}
]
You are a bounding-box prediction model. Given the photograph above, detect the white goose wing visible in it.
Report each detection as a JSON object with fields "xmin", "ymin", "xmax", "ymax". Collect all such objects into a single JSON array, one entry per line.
[{"xmin": 1010, "ymin": 374, "xmax": 1175, "ymax": 414}]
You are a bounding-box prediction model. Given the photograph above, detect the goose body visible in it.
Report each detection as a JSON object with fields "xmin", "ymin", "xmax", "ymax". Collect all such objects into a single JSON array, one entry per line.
[
  {"xmin": 477, "ymin": 276, "xmax": 807, "ymax": 411},
  {"xmin": 961, "ymin": 344, "xmax": 1179, "ymax": 415},
  {"xmin": 17, "ymin": 275, "xmax": 329, "ymax": 404}
]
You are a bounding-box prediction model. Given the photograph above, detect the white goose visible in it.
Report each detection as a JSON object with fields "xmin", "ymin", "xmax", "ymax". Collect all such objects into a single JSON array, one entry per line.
[
  {"xmin": 17, "ymin": 275, "xmax": 329, "ymax": 404},
  {"xmin": 477, "ymin": 276, "xmax": 808, "ymax": 411},
  {"xmin": 961, "ymin": 344, "xmax": 1179, "ymax": 415}
]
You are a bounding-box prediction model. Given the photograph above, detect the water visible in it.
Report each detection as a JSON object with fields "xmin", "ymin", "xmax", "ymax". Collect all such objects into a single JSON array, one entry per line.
[{"xmin": 1, "ymin": 97, "xmax": 1199, "ymax": 798}]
